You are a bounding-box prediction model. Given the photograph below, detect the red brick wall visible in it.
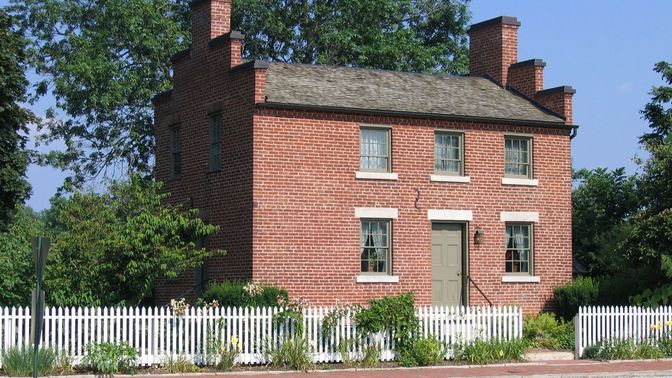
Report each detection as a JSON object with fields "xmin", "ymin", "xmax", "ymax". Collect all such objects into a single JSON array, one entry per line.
[
  {"xmin": 153, "ymin": 40, "xmax": 255, "ymax": 305},
  {"xmin": 537, "ymin": 92, "xmax": 574, "ymax": 125},
  {"xmin": 251, "ymin": 108, "xmax": 572, "ymax": 314}
]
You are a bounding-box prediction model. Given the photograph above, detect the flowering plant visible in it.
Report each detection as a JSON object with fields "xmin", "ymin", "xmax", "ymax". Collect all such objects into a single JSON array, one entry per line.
[
  {"xmin": 243, "ymin": 282, "xmax": 264, "ymax": 297},
  {"xmin": 170, "ymin": 298, "xmax": 190, "ymax": 316}
]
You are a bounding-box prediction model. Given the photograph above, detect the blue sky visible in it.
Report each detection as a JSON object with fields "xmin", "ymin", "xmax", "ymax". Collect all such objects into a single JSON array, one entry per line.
[{"xmin": 6, "ymin": 0, "xmax": 672, "ymax": 211}]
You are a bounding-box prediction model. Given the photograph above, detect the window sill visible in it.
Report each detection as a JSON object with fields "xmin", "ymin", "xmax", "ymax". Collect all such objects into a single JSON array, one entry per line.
[
  {"xmin": 501, "ymin": 177, "xmax": 539, "ymax": 186},
  {"xmin": 355, "ymin": 171, "xmax": 398, "ymax": 180},
  {"xmin": 356, "ymin": 275, "xmax": 400, "ymax": 283},
  {"xmin": 501, "ymin": 275, "xmax": 540, "ymax": 283},
  {"xmin": 430, "ymin": 174, "xmax": 470, "ymax": 183}
]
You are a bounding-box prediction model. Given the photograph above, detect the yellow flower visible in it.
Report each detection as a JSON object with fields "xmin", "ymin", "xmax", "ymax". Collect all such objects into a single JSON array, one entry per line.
[
  {"xmin": 498, "ymin": 350, "xmax": 504, "ymax": 357},
  {"xmin": 666, "ymin": 320, "xmax": 672, "ymax": 327},
  {"xmin": 237, "ymin": 342, "xmax": 242, "ymax": 350},
  {"xmin": 230, "ymin": 336, "xmax": 239, "ymax": 346},
  {"xmin": 651, "ymin": 323, "xmax": 658, "ymax": 330}
]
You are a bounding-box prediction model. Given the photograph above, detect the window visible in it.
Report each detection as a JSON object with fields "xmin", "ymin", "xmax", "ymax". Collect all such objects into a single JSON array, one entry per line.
[
  {"xmin": 504, "ymin": 136, "xmax": 532, "ymax": 178},
  {"xmin": 505, "ymin": 223, "xmax": 532, "ymax": 275},
  {"xmin": 170, "ymin": 126, "xmax": 181, "ymax": 178},
  {"xmin": 435, "ymin": 132, "xmax": 463, "ymax": 175},
  {"xmin": 360, "ymin": 128, "xmax": 390, "ymax": 172},
  {"xmin": 360, "ymin": 220, "xmax": 391, "ymax": 274},
  {"xmin": 208, "ymin": 113, "xmax": 222, "ymax": 171}
]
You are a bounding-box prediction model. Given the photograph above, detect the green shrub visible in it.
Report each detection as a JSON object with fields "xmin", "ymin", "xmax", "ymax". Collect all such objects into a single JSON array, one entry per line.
[
  {"xmin": 0, "ymin": 346, "xmax": 55, "ymax": 376},
  {"xmin": 410, "ymin": 337, "xmax": 444, "ymax": 366},
  {"xmin": 200, "ymin": 281, "xmax": 288, "ymax": 307},
  {"xmin": 82, "ymin": 342, "xmax": 138, "ymax": 375},
  {"xmin": 360, "ymin": 344, "xmax": 381, "ymax": 368},
  {"xmin": 583, "ymin": 338, "xmax": 665, "ymax": 360},
  {"xmin": 337, "ymin": 338, "xmax": 357, "ymax": 367},
  {"xmin": 658, "ymin": 333, "xmax": 672, "ymax": 357},
  {"xmin": 355, "ymin": 293, "xmax": 419, "ymax": 361},
  {"xmin": 523, "ymin": 313, "xmax": 575, "ymax": 350},
  {"xmin": 453, "ymin": 338, "xmax": 527, "ymax": 365},
  {"xmin": 554, "ymin": 276, "xmax": 599, "ymax": 321},
  {"xmin": 163, "ymin": 354, "xmax": 200, "ymax": 373},
  {"xmin": 266, "ymin": 337, "xmax": 313, "ymax": 371}
]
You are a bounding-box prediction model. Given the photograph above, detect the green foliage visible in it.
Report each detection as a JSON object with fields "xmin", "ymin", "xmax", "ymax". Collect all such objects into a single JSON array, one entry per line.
[
  {"xmin": 200, "ymin": 281, "xmax": 288, "ymax": 308},
  {"xmin": 553, "ymin": 276, "xmax": 600, "ymax": 321},
  {"xmin": 453, "ymin": 338, "xmax": 527, "ymax": 365},
  {"xmin": 407, "ymin": 337, "xmax": 445, "ymax": 366},
  {"xmin": 13, "ymin": 0, "xmax": 470, "ymax": 187},
  {"xmin": 82, "ymin": 342, "xmax": 139, "ymax": 375},
  {"xmin": 523, "ymin": 313, "xmax": 574, "ymax": 350},
  {"xmin": 163, "ymin": 354, "xmax": 200, "ymax": 373},
  {"xmin": 235, "ymin": 0, "xmax": 470, "ymax": 74},
  {"xmin": 44, "ymin": 175, "xmax": 224, "ymax": 307},
  {"xmin": 0, "ymin": 9, "xmax": 36, "ymax": 229},
  {"xmin": 203, "ymin": 319, "xmax": 240, "ymax": 371},
  {"xmin": 11, "ymin": 0, "xmax": 189, "ymax": 188},
  {"xmin": 0, "ymin": 207, "xmax": 46, "ymax": 306},
  {"xmin": 617, "ymin": 61, "xmax": 672, "ymax": 307},
  {"xmin": 266, "ymin": 337, "xmax": 313, "ymax": 371},
  {"xmin": 583, "ymin": 338, "xmax": 664, "ymax": 360},
  {"xmin": 572, "ymin": 168, "xmax": 638, "ymax": 276},
  {"xmin": 0, "ymin": 346, "xmax": 55, "ymax": 376},
  {"xmin": 354, "ymin": 293, "xmax": 419, "ymax": 362},
  {"xmin": 359, "ymin": 344, "xmax": 381, "ymax": 368},
  {"xmin": 337, "ymin": 338, "xmax": 357, "ymax": 367}
]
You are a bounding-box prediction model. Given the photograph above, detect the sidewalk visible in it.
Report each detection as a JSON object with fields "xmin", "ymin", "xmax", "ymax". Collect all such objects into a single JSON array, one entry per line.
[{"xmin": 166, "ymin": 359, "xmax": 672, "ymax": 378}]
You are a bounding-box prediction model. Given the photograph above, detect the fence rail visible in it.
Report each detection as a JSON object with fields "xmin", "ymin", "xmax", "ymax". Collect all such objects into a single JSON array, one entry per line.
[
  {"xmin": 575, "ymin": 305, "xmax": 672, "ymax": 359},
  {"xmin": 0, "ymin": 305, "xmax": 522, "ymax": 367}
]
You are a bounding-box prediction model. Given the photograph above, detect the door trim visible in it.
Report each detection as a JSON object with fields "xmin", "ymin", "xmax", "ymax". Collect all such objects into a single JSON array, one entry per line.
[{"xmin": 431, "ymin": 222, "xmax": 469, "ymax": 306}]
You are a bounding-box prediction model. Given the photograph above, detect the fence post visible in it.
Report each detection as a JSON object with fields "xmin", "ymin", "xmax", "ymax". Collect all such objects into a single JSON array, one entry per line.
[{"xmin": 574, "ymin": 307, "xmax": 582, "ymax": 359}]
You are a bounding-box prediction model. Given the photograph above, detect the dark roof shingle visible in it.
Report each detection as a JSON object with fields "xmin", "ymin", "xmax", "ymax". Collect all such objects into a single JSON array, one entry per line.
[{"xmin": 263, "ymin": 63, "xmax": 564, "ymax": 124}]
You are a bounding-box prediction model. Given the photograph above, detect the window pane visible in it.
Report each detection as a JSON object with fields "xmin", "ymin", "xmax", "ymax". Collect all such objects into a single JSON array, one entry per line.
[
  {"xmin": 505, "ymin": 223, "xmax": 531, "ymax": 274},
  {"xmin": 361, "ymin": 220, "xmax": 391, "ymax": 273},
  {"xmin": 505, "ymin": 137, "xmax": 531, "ymax": 178},
  {"xmin": 435, "ymin": 133, "xmax": 462, "ymax": 174},
  {"xmin": 360, "ymin": 129, "xmax": 390, "ymax": 171}
]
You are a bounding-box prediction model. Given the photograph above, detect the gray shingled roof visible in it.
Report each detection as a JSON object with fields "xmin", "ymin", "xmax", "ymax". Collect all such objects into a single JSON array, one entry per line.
[{"xmin": 263, "ymin": 63, "xmax": 564, "ymax": 124}]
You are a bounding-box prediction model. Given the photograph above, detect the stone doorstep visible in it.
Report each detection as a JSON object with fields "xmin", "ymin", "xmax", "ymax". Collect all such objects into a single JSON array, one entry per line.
[{"xmin": 524, "ymin": 349, "xmax": 575, "ymax": 361}]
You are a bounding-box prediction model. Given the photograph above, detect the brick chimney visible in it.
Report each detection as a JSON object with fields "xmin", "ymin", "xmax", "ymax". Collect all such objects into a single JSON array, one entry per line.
[
  {"xmin": 468, "ymin": 16, "xmax": 520, "ymax": 86},
  {"xmin": 191, "ymin": 0, "xmax": 231, "ymax": 50},
  {"xmin": 469, "ymin": 16, "xmax": 576, "ymax": 125}
]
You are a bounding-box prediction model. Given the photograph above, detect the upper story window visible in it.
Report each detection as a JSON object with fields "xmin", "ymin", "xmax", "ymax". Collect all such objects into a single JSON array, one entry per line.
[
  {"xmin": 505, "ymin": 223, "xmax": 532, "ymax": 275},
  {"xmin": 435, "ymin": 132, "xmax": 463, "ymax": 175},
  {"xmin": 360, "ymin": 219, "xmax": 391, "ymax": 275},
  {"xmin": 208, "ymin": 113, "xmax": 222, "ymax": 171},
  {"xmin": 360, "ymin": 127, "xmax": 390, "ymax": 172},
  {"xmin": 170, "ymin": 126, "xmax": 181, "ymax": 178},
  {"xmin": 504, "ymin": 136, "xmax": 532, "ymax": 178}
]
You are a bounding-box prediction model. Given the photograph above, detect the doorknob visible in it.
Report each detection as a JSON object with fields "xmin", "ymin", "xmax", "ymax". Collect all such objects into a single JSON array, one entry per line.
[{"xmin": 457, "ymin": 272, "xmax": 461, "ymax": 276}]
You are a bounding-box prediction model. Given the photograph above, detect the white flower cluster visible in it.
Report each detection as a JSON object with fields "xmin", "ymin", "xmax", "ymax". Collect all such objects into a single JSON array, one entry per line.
[
  {"xmin": 243, "ymin": 282, "xmax": 264, "ymax": 297},
  {"xmin": 170, "ymin": 297, "xmax": 190, "ymax": 316}
]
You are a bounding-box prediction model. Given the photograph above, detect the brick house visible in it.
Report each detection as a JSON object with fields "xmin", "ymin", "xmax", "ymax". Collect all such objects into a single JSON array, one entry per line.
[{"xmin": 153, "ymin": 0, "xmax": 576, "ymax": 313}]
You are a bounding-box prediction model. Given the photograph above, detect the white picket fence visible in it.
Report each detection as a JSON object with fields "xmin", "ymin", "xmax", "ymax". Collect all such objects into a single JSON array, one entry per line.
[
  {"xmin": 575, "ymin": 306, "xmax": 672, "ymax": 358},
  {"xmin": 0, "ymin": 305, "xmax": 522, "ymax": 367}
]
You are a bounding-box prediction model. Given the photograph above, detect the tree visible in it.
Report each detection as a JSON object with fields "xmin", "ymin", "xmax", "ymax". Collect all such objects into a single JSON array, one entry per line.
[
  {"xmin": 14, "ymin": 0, "xmax": 470, "ymax": 188},
  {"xmin": 0, "ymin": 206, "xmax": 45, "ymax": 306},
  {"xmin": 0, "ymin": 9, "xmax": 36, "ymax": 230},
  {"xmin": 44, "ymin": 175, "xmax": 224, "ymax": 306},
  {"xmin": 572, "ymin": 167, "xmax": 638, "ymax": 276},
  {"xmin": 620, "ymin": 62, "xmax": 672, "ymax": 306}
]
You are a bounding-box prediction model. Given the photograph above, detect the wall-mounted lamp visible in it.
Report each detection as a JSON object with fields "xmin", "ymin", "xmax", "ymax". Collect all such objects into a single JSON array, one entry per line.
[{"xmin": 474, "ymin": 228, "xmax": 485, "ymax": 245}]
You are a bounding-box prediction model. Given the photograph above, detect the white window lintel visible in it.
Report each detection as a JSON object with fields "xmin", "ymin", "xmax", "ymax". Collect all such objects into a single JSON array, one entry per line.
[
  {"xmin": 355, "ymin": 207, "xmax": 398, "ymax": 219},
  {"xmin": 500, "ymin": 211, "xmax": 539, "ymax": 222},
  {"xmin": 427, "ymin": 209, "xmax": 473, "ymax": 221}
]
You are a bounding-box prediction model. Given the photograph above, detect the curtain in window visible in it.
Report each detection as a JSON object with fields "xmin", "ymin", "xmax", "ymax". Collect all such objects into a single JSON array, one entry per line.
[{"xmin": 361, "ymin": 129, "xmax": 388, "ymax": 170}]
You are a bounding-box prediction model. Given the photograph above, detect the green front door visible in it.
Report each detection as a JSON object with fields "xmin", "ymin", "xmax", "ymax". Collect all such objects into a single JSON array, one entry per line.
[{"xmin": 431, "ymin": 223, "xmax": 463, "ymax": 306}]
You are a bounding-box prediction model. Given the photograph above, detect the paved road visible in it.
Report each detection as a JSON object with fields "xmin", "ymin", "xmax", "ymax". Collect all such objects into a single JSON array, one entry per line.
[{"xmin": 168, "ymin": 359, "xmax": 672, "ymax": 377}]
